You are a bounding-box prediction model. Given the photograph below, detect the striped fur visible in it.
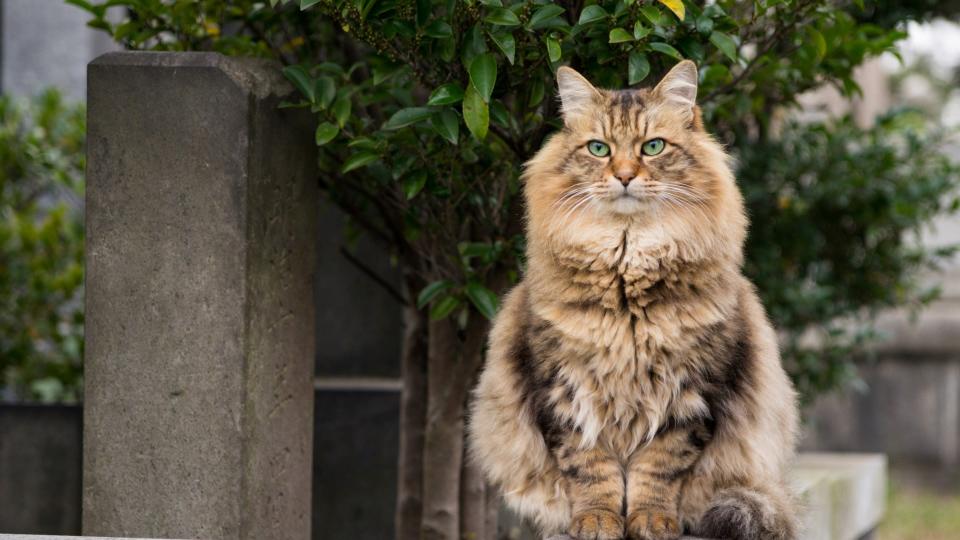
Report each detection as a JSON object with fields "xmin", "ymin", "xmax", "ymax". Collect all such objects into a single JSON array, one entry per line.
[{"xmin": 468, "ymin": 62, "xmax": 799, "ymax": 540}]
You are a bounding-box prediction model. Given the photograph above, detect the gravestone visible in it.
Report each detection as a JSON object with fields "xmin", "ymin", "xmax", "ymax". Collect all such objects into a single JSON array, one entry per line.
[{"xmin": 84, "ymin": 52, "xmax": 317, "ymax": 539}]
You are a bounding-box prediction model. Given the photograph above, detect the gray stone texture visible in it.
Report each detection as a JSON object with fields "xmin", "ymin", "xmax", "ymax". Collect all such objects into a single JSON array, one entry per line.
[
  {"xmin": 83, "ymin": 52, "xmax": 317, "ymax": 540},
  {"xmin": 0, "ymin": 405, "xmax": 81, "ymax": 534},
  {"xmin": 0, "ymin": 0, "xmax": 119, "ymax": 99}
]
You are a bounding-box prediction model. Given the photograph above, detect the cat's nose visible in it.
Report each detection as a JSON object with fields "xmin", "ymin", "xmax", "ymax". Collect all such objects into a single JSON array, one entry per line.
[{"xmin": 613, "ymin": 168, "xmax": 637, "ymax": 186}]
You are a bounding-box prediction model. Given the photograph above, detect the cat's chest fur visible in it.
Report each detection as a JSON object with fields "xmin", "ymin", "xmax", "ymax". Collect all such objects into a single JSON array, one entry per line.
[{"xmin": 528, "ymin": 230, "xmax": 737, "ymax": 456}]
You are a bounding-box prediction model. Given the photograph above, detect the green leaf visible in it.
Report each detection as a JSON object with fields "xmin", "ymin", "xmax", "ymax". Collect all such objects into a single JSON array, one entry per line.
[
  {"xmin": 332, "ymin": 96, "xmax": 352, "ymax": 127},
  {"xmin": 640, "ymin": 5, "xmax": 670, "ymax": 27},
  {"xmin": 300, "ymin": 0, "xmax": 322, "ymax": 9},
  {"xmin": 546, "ymin": 37, "xmax": 562, "ymax": 63},
  {"xmin": 469, "ymin": 53, "xmax": 498, "ymax": 103},
  {"xmin": 528, "ymin": 78, "xmax": 545, "ymax": 107},
  {"xmin": 490, "ymin": 32, "xmax": 516, "ymax": 64},
  {"xmin": 709, "ymin": 31, "xmax": 738, "ymax": 62},
  {"xmin": 808, "ymin": 27, "xmax": 827, "ymax": 61},
  {"xmin": 465, "ymin": 282, "xmax": 499, "ymax": 320},
  {"xmin": 577, "ymin": 5, "xmax": 607, "ymax": 25},
  {"xmin": 633, "ymin": 21, "xmax": 651, "ymax": 40},
  {"xmin": 417, "ymin": 280, "xmax": 455, "ymax": 309},
  {"xmin": 657, "ymin": 0, "xmax": 685, "ymax": 21},
  {"xmin": 315, "ymin": 76, "xmax": 336, "ymax": 108},
  {"xmin": 649, "ymin": 42, "xmax": 683, "ymax": 60},
  {"xmin": 341, "ymin": 151, "xmax": 379, "ymax": 173},
  {"xmin": 403, "ymin": 170, "xmax": 428, "ymax": 199},
  {"xmin": 463, "ymin": 84, "xmax": 489, "ymax": 140},
  {"xmin": 609, "ymin": 28, "xmax": 633, "ymax": 43},
  {"xmin": 695, "ymin": 15, "xmax": 714, "ymax": 35},
  {"xmin": 282, "ymin": 65, "xmax": 315, "ymax": 103},
  {"xmin": 427, "ymin": 83, "xmax": 465, "ymax": 106},
  {"xmin": 424, "ymin": 20, "xmax": 453, "ymax": 38},
  {"xmin": 528, "ymin": 5, "xmax": 565, "ymax": 29},
  {"xmin": 383, "ymin": 107, "xmax": 434, "ymax": 130},
  {"xmin": 431, "ymin": 108, "xmax": 460, "ymax": 144},
  {"xmin": 430, "ymin": 296, "xmax": 461, "ymax": 320},
  {"xmin": 628, "ymin": 52, "xmax": 650, "ymax": 85},
  {"xmin": 315, "ymin": 122, "xmax": 339, "ymax": 146},
  {"xmin": 478, "ymin": 0, "xmax": 502, "ymax": 5},
  {"xmin": 484, "ymin": 7, "xmax": 521, "ymax": 26}
]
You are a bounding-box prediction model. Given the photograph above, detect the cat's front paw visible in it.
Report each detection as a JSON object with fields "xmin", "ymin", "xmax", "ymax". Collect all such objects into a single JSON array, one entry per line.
[
  {"xmin": 569, "ymin": 508, "xmax": 624, "ymax": 540},
  {"xmin": 626, "ymin": 507, "xmax": 681, "ymax": 540}
]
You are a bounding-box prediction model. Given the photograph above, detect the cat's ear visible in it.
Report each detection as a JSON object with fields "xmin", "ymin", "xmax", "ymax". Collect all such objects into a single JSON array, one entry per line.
[
  {"xmin": 653, "ymin": 60, "xmax": 698, "ymax": 110},
  {"xmin": 556, "ymin": 66, "xmax": 601, "ymax": 124}
]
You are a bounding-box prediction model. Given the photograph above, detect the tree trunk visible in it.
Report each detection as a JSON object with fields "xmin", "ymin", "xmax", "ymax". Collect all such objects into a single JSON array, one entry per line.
[
  {"xmin": 420, "ymin": 315, "xmax": 490, "ymax": 540},
  {"xmin": 396, "ymin": 303, "xmax": 428, "ymax": 540},
  {"xmin": 484, "ymin": 486, "xmax": 500, "ymax": 540},
  {"xmin": 460, "ymin": 450, "xmax": 487, "ymax": 540},
  {"xmin": 421, "ymin": 318, "xmax": 464, "ymax": 540}
]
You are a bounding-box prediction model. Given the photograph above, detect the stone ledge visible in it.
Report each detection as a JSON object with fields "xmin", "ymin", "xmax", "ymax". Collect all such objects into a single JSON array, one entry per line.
[{"xmin": 0, "ymin": 537, "xmax": 186, "ymax": 540}]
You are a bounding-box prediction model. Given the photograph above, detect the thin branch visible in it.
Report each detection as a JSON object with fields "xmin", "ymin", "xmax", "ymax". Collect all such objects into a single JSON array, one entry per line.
[{"xmin": 339, "ymin": 245, "xmax": 407, "ymax": 305}]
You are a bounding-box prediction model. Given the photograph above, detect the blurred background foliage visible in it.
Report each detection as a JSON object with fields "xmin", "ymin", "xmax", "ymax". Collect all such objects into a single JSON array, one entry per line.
[
  {"xmin": 0, "ymin": 90, "xmax": 85, "ymax": 403},
  {"xmin": 18, "ymin": 0, "xmax": 956, "ymax": 406}
]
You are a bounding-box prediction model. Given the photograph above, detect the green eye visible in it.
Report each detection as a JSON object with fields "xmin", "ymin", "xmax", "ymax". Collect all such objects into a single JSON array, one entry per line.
[
  {"xmin": 641, "ymin": 138, "xmax": 665, "ymax": 156},
  {"xmin": 587, "ymin": 140, "xmax": 610, "ymax": 157}
]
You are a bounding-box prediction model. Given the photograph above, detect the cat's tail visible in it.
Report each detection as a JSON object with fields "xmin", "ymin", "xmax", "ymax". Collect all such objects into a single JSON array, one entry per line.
[{"xmin": 692, "ymin": 484, "xmax": 798, "ymax": 540}]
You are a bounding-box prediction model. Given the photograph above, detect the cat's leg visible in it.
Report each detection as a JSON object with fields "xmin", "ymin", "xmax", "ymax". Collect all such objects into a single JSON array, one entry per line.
[
  {"xmin": 691, "ymin": 483, "xmax": 797, "ymax": 540},
  {"xmin": 557, "ymin": 443, "xmax": 625, "ymax": 540},
  {"xmin": 624, "ymin": 419, "xmax": 712, "ymax": 540}
]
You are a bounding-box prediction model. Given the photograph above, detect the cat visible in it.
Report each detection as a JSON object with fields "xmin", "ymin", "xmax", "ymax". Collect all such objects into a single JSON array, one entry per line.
[{"xmin": 468, "ymin": 60, "xmax": 799, "ymax": 540}]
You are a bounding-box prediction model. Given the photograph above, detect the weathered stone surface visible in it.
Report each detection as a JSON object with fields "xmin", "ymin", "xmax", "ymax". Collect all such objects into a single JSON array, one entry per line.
[
  {"xmin": 0, "ymin": 0, "xmax": 119, "ymax": 98},
  {"xmin": 0, "ymin": 536, "xmax": 180, "ymax": 540},
  {"xmin": 0, "ymin": 405, "xmax": 81, "ymax": 534},
  {"xmin": 84, "ymin": 52, "xmax": 317, "ymax": 540},
  {"xmin": 791, "ymin": 453, "xmax": 886, "ymax": 540}
]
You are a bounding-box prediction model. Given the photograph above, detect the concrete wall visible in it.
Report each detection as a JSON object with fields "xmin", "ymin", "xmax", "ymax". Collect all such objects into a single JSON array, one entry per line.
[{"xmin": 0, "ymin": 0, "xmax": 119, "ymax": 99}]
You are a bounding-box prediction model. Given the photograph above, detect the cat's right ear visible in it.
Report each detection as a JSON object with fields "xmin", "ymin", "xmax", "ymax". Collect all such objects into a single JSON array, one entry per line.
[{"xmin": 556, "ymin": 66, "xmax": 600, "ymax": 125}]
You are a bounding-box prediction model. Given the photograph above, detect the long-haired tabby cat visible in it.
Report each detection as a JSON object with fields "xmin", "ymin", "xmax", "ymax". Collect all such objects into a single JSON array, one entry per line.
[{"xmin": 468, "ymin": 61, "xmax": 799, "ymax": 540}]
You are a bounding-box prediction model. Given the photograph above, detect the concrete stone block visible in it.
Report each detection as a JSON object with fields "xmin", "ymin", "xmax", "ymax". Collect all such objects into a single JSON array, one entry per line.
[
  {"xmin": 0, "ymin": 536, "xmax": 178, "ymax": 540},
  {"xmin": 84, "ymin": 52, "xmax": 317, "ymax": 540},
  {"xmin": 791, "ymin": 453, "xmax": 887, "ymax": 540}
]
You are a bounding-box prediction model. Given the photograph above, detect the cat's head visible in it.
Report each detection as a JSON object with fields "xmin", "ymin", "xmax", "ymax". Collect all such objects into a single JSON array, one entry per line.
[{"xmin": 524, "ymin": 61, "xmax": 746, "ymax": 259}]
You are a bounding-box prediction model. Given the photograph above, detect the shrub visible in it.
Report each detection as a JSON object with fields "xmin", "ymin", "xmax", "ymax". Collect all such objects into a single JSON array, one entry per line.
[{"xmin": 0, "ymin": 90, "xmax": 85, "ymax": 403}]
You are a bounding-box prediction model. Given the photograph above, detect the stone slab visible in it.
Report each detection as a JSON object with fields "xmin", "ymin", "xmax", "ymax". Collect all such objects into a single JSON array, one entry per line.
[
  {"xmin": 84, "ymin": 52, "xmax": 317, "ymax": 540},
  {"xmin": 0, "ymin": 537, "xmax": 181, "ymax": 540},
  {"xmin": 791, "ymin": 453, "xmax": 887, "ymax": 540}
]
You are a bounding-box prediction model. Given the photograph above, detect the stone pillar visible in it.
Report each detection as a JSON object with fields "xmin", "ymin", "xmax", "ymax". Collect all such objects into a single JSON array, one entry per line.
[{"xmin": 83, "ymin": 52, "xmax": 317, "ymax": 540}]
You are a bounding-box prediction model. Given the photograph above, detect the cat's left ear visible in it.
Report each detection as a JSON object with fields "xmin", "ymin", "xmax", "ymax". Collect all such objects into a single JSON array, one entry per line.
[
  {"xmin": 653, "ymin": 60, "xmax": 699, "ymax": 111},
  {"xmin": 556, "ymin": 66, "xmax": 601, "ymax": 125}
]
